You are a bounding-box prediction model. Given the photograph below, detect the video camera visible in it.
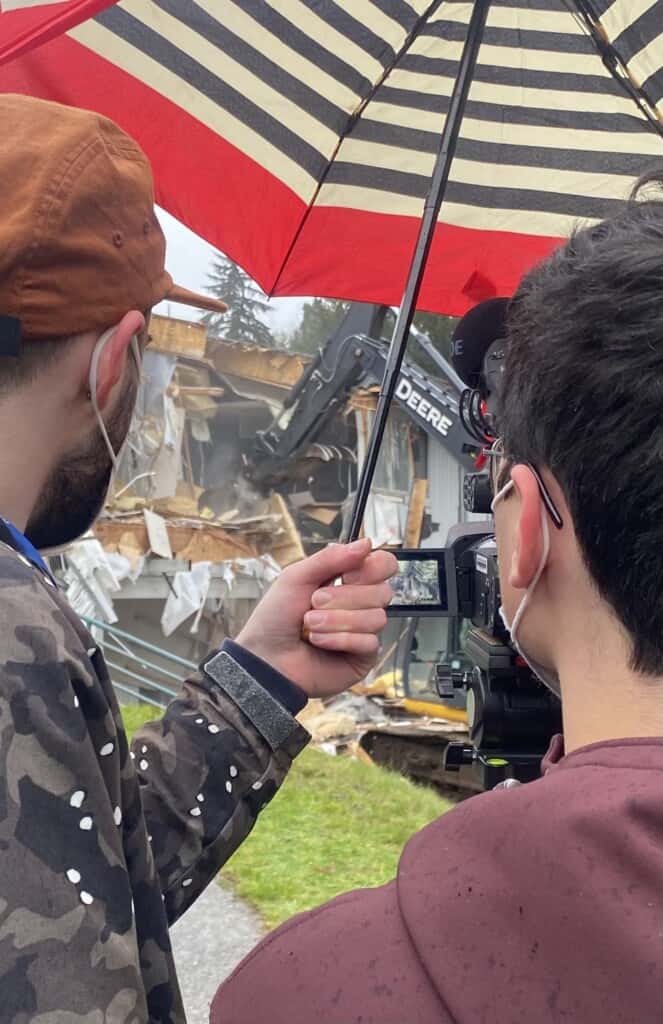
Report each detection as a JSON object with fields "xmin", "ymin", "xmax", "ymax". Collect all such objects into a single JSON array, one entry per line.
[{"xmin": 388, "ymin": 298, "xmax": 561, "ymax": 788}]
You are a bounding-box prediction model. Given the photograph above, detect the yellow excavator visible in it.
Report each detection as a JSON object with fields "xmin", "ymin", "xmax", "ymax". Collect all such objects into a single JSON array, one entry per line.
[{"xmin": 357, "ymin": 618, "xmax": 482, "ymax": 796}]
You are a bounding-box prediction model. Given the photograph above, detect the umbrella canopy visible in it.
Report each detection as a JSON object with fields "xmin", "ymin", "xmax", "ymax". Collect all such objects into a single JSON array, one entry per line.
[{"xmin": 2, "ymin": 0, "xmax": 663, "ymax": 315}]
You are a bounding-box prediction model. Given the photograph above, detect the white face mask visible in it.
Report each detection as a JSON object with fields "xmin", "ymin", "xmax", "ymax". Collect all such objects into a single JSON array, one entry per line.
[
  {"xmin": 491, "ymin": 478, "xmax": 562, "ymax": 697},
  {"xmin": 89, "ymin": 324, "xmax": 141, "ymax": 485}
]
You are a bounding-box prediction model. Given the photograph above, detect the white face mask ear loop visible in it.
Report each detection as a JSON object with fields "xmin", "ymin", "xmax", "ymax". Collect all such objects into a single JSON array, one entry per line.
[
  {"xmin": 509, "ymin": 504, "xmax": 550, "ymax": 645},
  {"xmin": 129, "ymin": 334, "xmax": 141, "ymax": 377},
  {"xmin": 490, "ymin": 478, "xmax": 514, "ymax": 513},
  {"xmin": 89, "ymin": 325, "xmax": 120, "ymax": 473}
]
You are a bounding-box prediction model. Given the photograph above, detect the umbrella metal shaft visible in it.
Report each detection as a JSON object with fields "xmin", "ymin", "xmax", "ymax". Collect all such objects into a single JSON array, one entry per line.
[{"xmin": 347, "ymin": 0, "xmax": 491, "ymax": 542}]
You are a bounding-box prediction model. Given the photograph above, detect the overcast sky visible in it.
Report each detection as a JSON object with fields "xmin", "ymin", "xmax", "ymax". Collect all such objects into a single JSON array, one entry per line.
[{"xmin": 154, "ymin": 207, "xmax": 306, "ymax": 333}]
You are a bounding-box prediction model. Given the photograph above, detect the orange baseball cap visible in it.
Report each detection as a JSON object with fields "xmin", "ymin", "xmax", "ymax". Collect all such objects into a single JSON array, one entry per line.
[{"xmin": 0, "ymin": 94, "xmax": 227, "ymax": 351}]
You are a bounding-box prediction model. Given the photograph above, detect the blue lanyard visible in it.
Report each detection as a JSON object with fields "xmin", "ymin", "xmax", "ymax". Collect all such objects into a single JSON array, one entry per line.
[{"xmin": 0, "ymin": 517, "xmax": 54, "ymax": 582}]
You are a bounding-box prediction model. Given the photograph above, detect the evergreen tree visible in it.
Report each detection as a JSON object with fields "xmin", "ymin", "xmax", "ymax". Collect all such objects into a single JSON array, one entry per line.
[
  {"xmin": 287, "ymin": 299, "xmax": 458, "ymax": 375},
  {"xmin": 365, "ymin": 306, "xmax": 458, "ymax": 375},
  {"xmin": 412, "ymin": 311, "xmax": 457, "ymax": 363},
  {"xmin": 287, "ymin": 298, "xmax": 350, "ymax": 356},
  {"xmin": 201, "ymin": 253, "xmax": 276, "ymax": 348}
]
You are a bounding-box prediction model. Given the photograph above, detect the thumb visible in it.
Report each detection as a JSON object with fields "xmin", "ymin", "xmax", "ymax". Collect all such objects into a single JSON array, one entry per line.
[{"xmin": 289, "ymin": 538, "xmax": 373, "ymax": 586}]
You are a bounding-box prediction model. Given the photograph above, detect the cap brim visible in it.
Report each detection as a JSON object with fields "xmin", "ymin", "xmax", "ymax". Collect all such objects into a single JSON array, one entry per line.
[{"xmin": 165, "ymin": 282, "xmax": 228, "ymax": 314}]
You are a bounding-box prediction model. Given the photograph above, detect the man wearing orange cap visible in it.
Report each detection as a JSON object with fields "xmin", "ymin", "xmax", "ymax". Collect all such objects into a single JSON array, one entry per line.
[{"xmin": 0, "ymin": 94, "xmax": 396, "ymax": 1022}]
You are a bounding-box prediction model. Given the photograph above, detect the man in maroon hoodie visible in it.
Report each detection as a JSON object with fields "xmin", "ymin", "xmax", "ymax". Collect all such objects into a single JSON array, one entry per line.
[{"xmin": 210, "ymin": 183, "xmax": 663, "ymax": 1023}]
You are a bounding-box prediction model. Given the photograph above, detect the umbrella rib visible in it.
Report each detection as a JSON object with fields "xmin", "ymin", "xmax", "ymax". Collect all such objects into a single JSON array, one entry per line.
[
  {"xmin": 0, "ymin": 0, "xmax": 117, "ymax": 66},
  {"xmin": 569, "ymin": 0, "xmax": 663, "ymax": 137},
  {"xmin": 269, "ymin": 0, "xmax": 446, "ymax": 297}
]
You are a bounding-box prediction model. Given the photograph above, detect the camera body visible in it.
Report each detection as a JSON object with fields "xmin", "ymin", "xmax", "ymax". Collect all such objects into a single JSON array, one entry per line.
[
  {"xmin": 454, "ymin": 530, "xmax": 505, "ymax": 637},
  {"xmin": 437, "ymin": 523, "xmax": 562, "ymax": 785},
  {"xmin": 386, "ymin": 298, "xmax": 562, "ymax": 786},
  {"xmin": 446, "ymin": 299, "xmax": 561, "ymax": 784},
  {"xmin": 387, "ymin": 498, "xmax": 562, "ymax": 785}
]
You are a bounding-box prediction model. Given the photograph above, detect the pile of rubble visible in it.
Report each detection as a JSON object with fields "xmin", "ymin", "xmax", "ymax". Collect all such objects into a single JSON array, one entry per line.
[
  {"xmin": 97, "ymin": 314, "xmax": 307, "ymax": 570},
  {"xmin": 56, "ymin": 315, "xmax": 311, "ymax": 635}
]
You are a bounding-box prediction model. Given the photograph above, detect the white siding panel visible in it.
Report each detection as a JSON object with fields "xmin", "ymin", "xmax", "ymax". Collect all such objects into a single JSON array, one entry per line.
[{"xmin": 422, "ymin": 439, "xmax": 464, "ymax": 549}]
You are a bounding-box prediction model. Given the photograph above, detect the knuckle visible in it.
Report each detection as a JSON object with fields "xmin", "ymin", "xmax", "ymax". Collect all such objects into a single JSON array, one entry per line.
[{"xmin": 384, "ymin": 552, "xmax": 399, "ymax": 574}]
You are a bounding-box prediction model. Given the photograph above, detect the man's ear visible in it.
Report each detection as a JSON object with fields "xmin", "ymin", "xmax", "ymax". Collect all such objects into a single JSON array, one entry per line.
[
  {"xmin": 92, "ymin": 310, "xmax": 145, "ymax": 410},
  {"xmin": 508, "ymin": 464, "xmax": 544, "ymax": 589}
]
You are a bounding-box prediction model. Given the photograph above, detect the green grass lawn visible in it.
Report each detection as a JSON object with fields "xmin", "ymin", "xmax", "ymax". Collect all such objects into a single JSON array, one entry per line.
[
  {"xmin": 122, "ymin": 702, "xmax": 157, "ymax": 740},
  {"xmin": 121, "ymin": 704, "xmax": 451, "ymax": 929},
  {"xmin": 222, "ymin": 745, "xmax": 450, "ymax": 928}
]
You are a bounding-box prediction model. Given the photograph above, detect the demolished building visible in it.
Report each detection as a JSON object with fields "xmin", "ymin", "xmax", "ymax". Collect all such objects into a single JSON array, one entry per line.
[{"xmin": 55, "ymin": 307, "xmax": 478, "ymax": 690}]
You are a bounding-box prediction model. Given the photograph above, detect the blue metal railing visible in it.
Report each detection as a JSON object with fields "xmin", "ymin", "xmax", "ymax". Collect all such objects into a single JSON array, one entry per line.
[{"xmin": 82, "ymin": 616, "xmax": 196, "ymax": 709}]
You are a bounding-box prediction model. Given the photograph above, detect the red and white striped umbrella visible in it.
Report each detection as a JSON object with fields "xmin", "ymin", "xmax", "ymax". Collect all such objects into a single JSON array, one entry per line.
[
  {"xmin": 2, "ymin": 1, "xmax": 663, "ymax": 315},
  {"xmin": 0, "ymin": 1, "xmax": 111, "ymax": 60}
]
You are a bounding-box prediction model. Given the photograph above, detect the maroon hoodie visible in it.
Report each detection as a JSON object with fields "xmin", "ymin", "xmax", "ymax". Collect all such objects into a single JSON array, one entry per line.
[{"xmin": 211, "ymin": 737, "xmax": 663, "ymax": 1024}]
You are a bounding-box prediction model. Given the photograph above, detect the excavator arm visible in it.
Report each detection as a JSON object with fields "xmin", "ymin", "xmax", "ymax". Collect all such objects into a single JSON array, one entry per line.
[{"xmin": 248, "ymin": 304, "xmax": 478, "ymax": 485}]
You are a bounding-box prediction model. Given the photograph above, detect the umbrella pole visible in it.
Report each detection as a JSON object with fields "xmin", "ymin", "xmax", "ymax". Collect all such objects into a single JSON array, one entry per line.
[{"xmin": 347, "ymin": 0, "xmax": 491, "ymax": 542}]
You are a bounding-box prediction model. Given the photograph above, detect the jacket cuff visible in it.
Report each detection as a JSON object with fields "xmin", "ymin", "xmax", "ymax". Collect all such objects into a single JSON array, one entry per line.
[
  {"xmin": 202, "ymin": 647, "xmax": 308, "ymax": 753},
  {"xmin": 221, "ymin": 639, "xmax": 308, "ymax": 716}
]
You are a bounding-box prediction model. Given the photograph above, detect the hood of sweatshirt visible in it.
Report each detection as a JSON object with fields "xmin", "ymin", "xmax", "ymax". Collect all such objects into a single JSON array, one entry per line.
[{"xmin": 396, "ymin": 735, "xmax": 663, "ymax": 1023}]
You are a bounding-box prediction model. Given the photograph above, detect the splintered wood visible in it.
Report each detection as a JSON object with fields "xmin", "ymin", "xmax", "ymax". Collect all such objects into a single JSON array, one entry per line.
[
  {"xmin": 149, "ymin": 315, "xmax": 208, "ymax": 359},
  {"xmin": 300, "ymin": 505, "xmax": 338, "ymax": 526},
  {"xmin": 268, "ymin": 493, "xmax": 306, "ymax": 567},
  {"xmin": 95, "ymin": 499, "xmax": 306, "ymax": 567},
  {"xmin": 347, "ymin": 386, "xmax": 379, "ymax": 412},
  {"xmin": 94, "ymin": 519, "xmax": 257, "ymax": 562},
  {"xmin": 404, "ymin": 479, "xmax": 428, "ymax": 548},
  {"xmin": 169, "ymin": 363, "xmax": 224, "ymax": 416},
  {"xmin": 207, "ymin": 339, "xmax": 309, "ymax": 389}
]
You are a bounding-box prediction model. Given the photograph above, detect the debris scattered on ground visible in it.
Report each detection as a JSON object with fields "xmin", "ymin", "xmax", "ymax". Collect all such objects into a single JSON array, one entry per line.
[{"xmin": 297, "ymin": 688, "xmax": 469, "ymax": 768}]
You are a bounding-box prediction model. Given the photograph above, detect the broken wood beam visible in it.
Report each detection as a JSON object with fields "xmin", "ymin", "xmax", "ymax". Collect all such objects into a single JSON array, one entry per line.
[
  {"xmin": 404, "ymin": 479, "xmax": 428, "ymax": 548},
  {"xmin": 94, "ymin": 519, "xmax": 258, "ymax": 562},
  {"xmin": 149, "ymin": 314, "xmax": 208, "ymax": 359},
  {"xmin": 267, "ymin": 494, "xmax": 306, "ymax": 567}
]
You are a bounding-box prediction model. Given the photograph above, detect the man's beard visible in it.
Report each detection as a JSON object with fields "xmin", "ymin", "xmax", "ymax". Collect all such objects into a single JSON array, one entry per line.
[{"xmin": 26, "ymin": 379, "xmax": 138, "ymax": 551}]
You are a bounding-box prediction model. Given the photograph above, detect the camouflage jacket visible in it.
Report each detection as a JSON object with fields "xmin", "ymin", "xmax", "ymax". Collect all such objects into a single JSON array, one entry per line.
[{"xmin": 0, "ymin": 538, "xmax": 309, "ymax": 1023}]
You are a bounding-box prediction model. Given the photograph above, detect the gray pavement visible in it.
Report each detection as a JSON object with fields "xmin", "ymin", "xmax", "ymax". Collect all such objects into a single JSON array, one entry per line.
[{"xmin": 171, "ymin": 880, "xmax": 265, "ymax": 1024}]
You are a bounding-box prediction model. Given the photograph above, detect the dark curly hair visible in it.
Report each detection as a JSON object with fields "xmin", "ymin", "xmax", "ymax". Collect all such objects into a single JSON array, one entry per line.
[{"xmin": 499, "ymin": 172, "xmax": 663, "ymax": 675}]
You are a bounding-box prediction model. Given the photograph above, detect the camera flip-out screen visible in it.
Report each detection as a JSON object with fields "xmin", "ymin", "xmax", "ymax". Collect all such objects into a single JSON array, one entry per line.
[{"xmin": 387, "ymin": 549, "xmax": 452, "ymax": 617}]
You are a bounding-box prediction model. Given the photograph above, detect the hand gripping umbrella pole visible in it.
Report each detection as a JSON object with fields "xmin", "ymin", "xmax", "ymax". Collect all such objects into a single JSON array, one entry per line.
[{"xmin": 347, "ymin": 0, "xmax": 491, "ymax": 542}]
